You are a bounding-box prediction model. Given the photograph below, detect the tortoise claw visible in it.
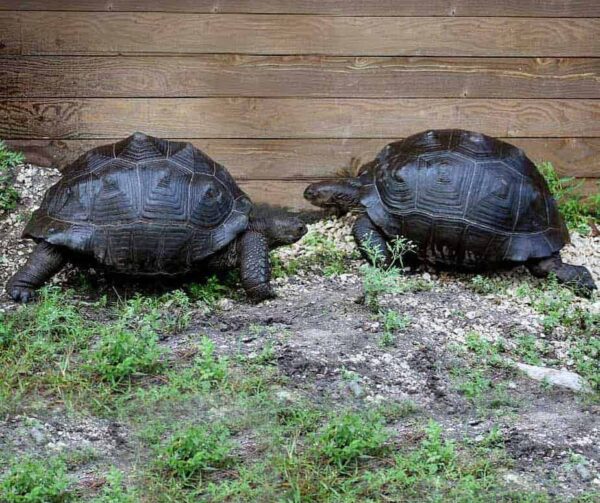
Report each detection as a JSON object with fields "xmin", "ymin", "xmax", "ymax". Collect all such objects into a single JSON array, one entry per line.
[
  {"xmin": 9, "ymin": 286, "xmax": 36, "ymax": 303},
  {"xmin": 247, "ymin": 285, "xmax": 276, "ymax": 303}
]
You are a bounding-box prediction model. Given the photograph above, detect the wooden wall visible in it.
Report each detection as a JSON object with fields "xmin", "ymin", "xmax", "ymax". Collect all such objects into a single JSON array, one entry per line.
[{"xmin": 1, "ymin": 1, "xmax": 599, "ymax": 210}]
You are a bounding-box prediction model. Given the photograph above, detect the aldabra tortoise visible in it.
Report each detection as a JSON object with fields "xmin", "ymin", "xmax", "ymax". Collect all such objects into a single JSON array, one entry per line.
[
  {"xmin": 304, "ymin": 129, "xmax": 596, "ymax": 295},
  {"xmin": 7, "ymin": 133, "xmax": 306, "ymax": 303}
]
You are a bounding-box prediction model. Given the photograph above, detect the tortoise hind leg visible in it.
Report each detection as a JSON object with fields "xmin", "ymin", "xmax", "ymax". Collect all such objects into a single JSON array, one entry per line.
[
  {"xmin": 353, "ymin": 214, "xmax": 391, "ymax": 267},
  {"xmin": 6, "ymin": 242, "xmax": 67, "ymax": 303},
  {"xmin": 527, "ymin": 253, "xmax": 596, "ymax": 297}
]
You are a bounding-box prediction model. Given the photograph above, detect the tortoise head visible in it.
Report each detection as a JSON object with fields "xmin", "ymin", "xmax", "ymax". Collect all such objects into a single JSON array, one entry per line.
[
  {"xmin": 303, "ymin": 178, "xmax": 363, "ymax": 213},
  {"xmin": 249, "ymin": 205, "xmax": 307, "ymax": 247}
]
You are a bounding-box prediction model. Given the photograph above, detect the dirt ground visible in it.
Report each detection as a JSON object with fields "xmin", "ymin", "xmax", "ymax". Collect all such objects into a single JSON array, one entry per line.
[{"xmin": 0, "ymin": 164, "xmax": 598, "ymax": 500}]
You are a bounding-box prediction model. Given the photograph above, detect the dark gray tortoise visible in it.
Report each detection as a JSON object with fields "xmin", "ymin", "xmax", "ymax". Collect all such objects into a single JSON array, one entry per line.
[
  {"xmin": 304, "ymin": 129, "xmax": 596, "ymax": 296},
  {"xmin": 7, "ymin": 132, "xmax": 306, "ymax": 303}
]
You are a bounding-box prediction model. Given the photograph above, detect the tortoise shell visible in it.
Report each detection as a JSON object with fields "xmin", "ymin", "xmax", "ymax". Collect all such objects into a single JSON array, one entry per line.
[
  {"xmin": 359, "ymin": 129, "xmax": 569, "ymax": 266},
  {"xmin": 24, "ymin": 133, "xmax": 252, "ymax": 274}
]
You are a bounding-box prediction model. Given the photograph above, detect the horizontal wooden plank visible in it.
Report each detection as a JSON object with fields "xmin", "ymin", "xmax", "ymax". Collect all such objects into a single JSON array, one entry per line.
[
  {"xmin": 1, "ymin": 13, "xmax": 599, "ymax": 56},
  {"xmin": 230, "ymin": 178, "xmax": 600, "ymax": 210},
  {"xmin": 1, "ymin": 98, "xmax": 599, "ymax": 139},
  {"xmin": 3, "ymin": 56, "xmax": 599, "ymax": 99},
  {"xmin": 6, "ymin": 138, "xmax": 600, "ymax": 179},
  {"xmin": 2, "ymin": 0, "xmax": 599, "ymax": 17}
]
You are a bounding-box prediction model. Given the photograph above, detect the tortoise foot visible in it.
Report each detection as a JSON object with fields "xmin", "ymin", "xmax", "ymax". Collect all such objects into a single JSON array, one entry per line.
[
  {"xmin": 8, "ymin": 285, "xmax": 36, "ymax": 303},
  {"xmin": 247, "ymin": 284, "xmax": 276, "ymax": 303}
]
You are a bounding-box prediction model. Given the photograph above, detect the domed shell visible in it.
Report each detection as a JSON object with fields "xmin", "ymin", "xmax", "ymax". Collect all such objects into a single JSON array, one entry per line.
[
  {"xmin": 24, "ymin": 133, "xmax": 252, "ymax": 274},
  {"xmin": 360, "ymin": 129, "xmax": 569, "ymax": 265}
]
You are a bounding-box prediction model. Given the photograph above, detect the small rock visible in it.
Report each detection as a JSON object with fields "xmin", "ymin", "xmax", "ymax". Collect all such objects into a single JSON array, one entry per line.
[
  {"xmin": 29, "ymin": 427, "xmax": 46, "ymax": 445},
  {"xmin": 575, "ymin": 464, "xmax": 592, "ymax": 482},
  {"xmin": 512, "ymin": 361, "xmax": 592, "ymax": 393},
  {"xmin": 217, "ymin": 298, "xmax": 234, "ymax": 311},
  {"xmin": 347, "ymin": 381, "xmax": 365, "ymax": 398}
]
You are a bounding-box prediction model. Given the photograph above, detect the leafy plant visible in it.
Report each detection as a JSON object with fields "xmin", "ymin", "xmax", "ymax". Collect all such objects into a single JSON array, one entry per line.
[
  {"xmin": 379, "ymin": 309, "xmax": 411, "ymax": 347},
  {"xmin": 90, "ymin": 468, "xmax": 137, "ymax": 503},
  {"xmin": 359, "ymin": 237, "xmax": 430, "ymax": 312},
  {"xmin": 0, "ymin": 140, "xmax": 24, "ymax": 213},
  {"xmin": 86, "ymin": 325, "xmax": 164, "ymax": 387},
  {"xmin": 156, "ymin": 424, "xmax": 234, "ymax": 484},
  {"xmin": 187, "ymin": 275, "xmax": 229, "ymax": 307},
  {"xmin": 311, "ymin": 411, "xmax": 389, "ymax": 472},
  {"xmin": 538, "ymin": 161, "xmax": 599, "ymax": 234},
  {"xmin": 0, "ymin": 456, "xmax": 72, "ymax": 502}
]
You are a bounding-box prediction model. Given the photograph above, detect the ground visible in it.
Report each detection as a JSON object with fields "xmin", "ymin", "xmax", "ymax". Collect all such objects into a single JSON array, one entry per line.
[{"xmin": 0, "ymin": 164, "xmax": 598, "ymax": 502}]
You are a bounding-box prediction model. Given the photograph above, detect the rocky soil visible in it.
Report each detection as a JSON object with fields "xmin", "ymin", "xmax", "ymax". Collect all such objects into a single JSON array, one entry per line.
[{"xmin": 0, "ymin": 164, "xmax": 598, "ymax": 500}]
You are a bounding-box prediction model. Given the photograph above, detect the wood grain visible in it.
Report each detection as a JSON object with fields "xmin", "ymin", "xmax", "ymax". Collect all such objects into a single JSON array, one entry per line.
[
  {"xmin": 239, "ymin": 178, "xmax": 599, "ymax": 210},
  {"xmin": 3, "ymin": 56, "xmax": 599, "ymax": 99},
  {"xmin": 2, "ymin": 0, "xmax": 599, "ymax": 17},
  {"xmin": 1, "ymin": 13, "xmax": 599, "ymax": 56},
  {"xmin": 1, "ymin": 98, "xmax": 599, "ymax": 139},
  {"xmin": 6, "ymin": 138, "xmax": 600, "ymax": 179}
]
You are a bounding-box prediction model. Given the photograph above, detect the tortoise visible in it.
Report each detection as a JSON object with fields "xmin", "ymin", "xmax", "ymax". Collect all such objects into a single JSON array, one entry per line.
[
  {"xmin": 7, "ymin": 132, "xmax": 307, "ymax": 303},
  {"xmin": 304, "ymin": 129, "xmax": 596, "ymax": 295}
]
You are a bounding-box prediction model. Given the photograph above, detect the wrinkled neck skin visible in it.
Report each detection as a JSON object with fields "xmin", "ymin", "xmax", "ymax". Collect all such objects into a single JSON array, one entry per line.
[
  {"xmin": 247, "ymin": 217, "xmax": 274, "ymax": 245},
  {"xmin": 312, "ymin": 178, "xmax": 362, "ymax": 214},
  {"xmin": 335, "ymin": 178, "xmax": 363, "ymax": 211}
]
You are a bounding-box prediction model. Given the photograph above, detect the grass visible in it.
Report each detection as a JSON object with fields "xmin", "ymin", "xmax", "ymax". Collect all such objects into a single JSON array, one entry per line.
[
  {"xmin": 0, "ymin": 456, "xmax": 71, "ymax": 503},
  {"xmin": 271, "ymin": 226, "xmax": 357, "ymax": 278},
  {"xmin": 538, "ymin": 161, "xmax": 599, "ymax": 235},
  {"xmin": 512, "ymin": 277, "xmax": 599, "ymax": 393},
  {"xmin": 155, "ymin": 424, "xmax": 234, "ymax": 486},
  {"xmin": 90, "ymin": 468, "xmax": 137, "ymax": 503},
  {"xmin": 359, "ymin": 237, "xmax": 431, "ymax": 312},
  {"xmin": 379, "ymin": 309, "xmax": 411, "ymax": 347},
  {"xmin": 0, "ymin": 140, "xmax": 24, "ymax": 213}
]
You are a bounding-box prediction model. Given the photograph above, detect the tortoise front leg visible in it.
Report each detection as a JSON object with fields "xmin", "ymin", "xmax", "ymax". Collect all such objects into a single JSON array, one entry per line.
[
  {"xmin": 239, "ymin": 230, "xmax": 275, "ymax": 302},
  {"xmin": 527, "ymin": 253, "xmax": 596, "ymax": 297},
  {"xmin": 6, "ymin": 242, "xmax": 68, "ymax": 303},
  {"xmin": 352, "ymin": 214, "xmax": 391, "ymax": 267}
]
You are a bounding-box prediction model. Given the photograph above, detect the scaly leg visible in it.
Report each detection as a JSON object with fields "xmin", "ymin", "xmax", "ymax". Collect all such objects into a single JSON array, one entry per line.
[
  {"xmin": 239, "ymin": 231, "xmax": 275, "ymax": 302},
  {"xmin": 352, "ymin": 214, "xmax": 391, "ymax": 267},
  {"xmin": 527, "ymin": 253, "xmax": 596, "ymax": 297},
  {"xmin": 6, "ymin": 242, "xmax": 68, "ymax": 302}
]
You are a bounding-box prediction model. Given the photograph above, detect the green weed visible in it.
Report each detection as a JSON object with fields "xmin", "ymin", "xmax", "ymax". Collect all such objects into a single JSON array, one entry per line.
[
  {"xmin": 85, "ymin": 325, "xmax": 164, "ymax": 388},
  {"xmin": 90, "ymin": 468, "xmax": 137, "ymax": 503},
  {"xmin": 187, "ymin": 275, "xmax": 229, "ymax": 307},
  {"xmin": 0, "ymin": 456, "xmax": 72, "ymax": 502},
  {"xmin": 538, "ymin": 161, "xmax": 599, "ymax": 234},
  {"xmin": 156, "ymin": 424, "xmax": 234, "ymax": 485},
  {"xmin": 310, "ymin": 411, "xmax": 389, "ymax": 472},
  {"xmin": 360, "ymin": 237, "xmax": 430, "ymax": 312},
  {"xmin": 0, "ymin": 140, "xmax": 24, "ymax": 213},
  {"xmin": 379, "ymin": 309, "xmax": 411, "ymax": 347}
]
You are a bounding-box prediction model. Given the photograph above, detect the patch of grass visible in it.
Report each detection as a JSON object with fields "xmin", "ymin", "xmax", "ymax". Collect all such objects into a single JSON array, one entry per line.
[
  {"xmin": 515, "ymin": 277, "xmax": 595, "ymax": 333},
  {"xmin": 85, "ymin": 324, "xmax": 164, "ymax": 388},
  {"xmin": 310, "ymin": 411, "xmax": 389, "ymax": 472},
  {"xmin": 0, "ymin": 286, "xmax": 93, "ymax": 412},
  {"xmin": 468, "ymin": 275, "xmax": 509, "ymax": 296},
  {"xmin": 0, "ymin": 140, "xmax": 24, "ymax": 213},
  {"xmin": 360, "ymin": 237, "xmax": 431, "ymax": 312},
  {"xmin": 272, "ymin": 228, "xmax": 353, "ymax": 278},
  {"xmin": 90, "ymin": 468, "xmax": 137, "ymax": 503},
  {"xmin": 538, "ymin": 161, "xmax": 599, "ymax": 234},
  {"xmin": 186, "ymin": 275, "xmax": 229, "ymax": 307},
  {"xmin": 571, "ymin": 336, "xmax": 599, "ymax": 393},
  {"xmin": 0, "ymin": 456, "xmax": 72, "ymax": 502},
  {"xmin": 514, "ymin": 333, "xmax": 549, "ymax": 366},
  {"xmin": 379, "ymin": 309, "xmax": 411, "ymax": 347},
  {"xmin": 376, "ymin": 400, "xmax": 419, "ymax": 423},
  {"xmin": 155, "ymin": 424, "xmax": 234, "ymax": 486},
  {"xmin": 451, "ymin": 332, "xmax": 513, "ymax": 406},
  {"xmin": 118, "ymin": 290, "xmax": 191, "ymax": 335}
]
